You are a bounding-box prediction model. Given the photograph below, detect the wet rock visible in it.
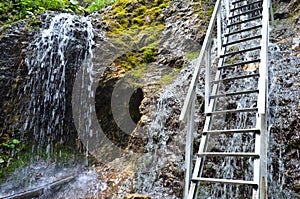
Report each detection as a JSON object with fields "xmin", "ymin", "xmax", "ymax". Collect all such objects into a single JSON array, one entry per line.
[{"xmin": 124, "ymin": 193, "xmax": 151, "ymax": 199}]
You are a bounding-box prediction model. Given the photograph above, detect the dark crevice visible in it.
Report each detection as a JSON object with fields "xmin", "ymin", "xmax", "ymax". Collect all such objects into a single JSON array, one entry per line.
[{"xmin": 95, "ymin": 77, "xmax": 144, "ymax": 149}]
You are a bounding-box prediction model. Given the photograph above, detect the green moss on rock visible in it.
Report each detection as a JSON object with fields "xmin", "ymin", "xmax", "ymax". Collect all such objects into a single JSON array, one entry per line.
[{"xmin": 102, "ymin": 0, "xmax": 170, "ymax": 73}]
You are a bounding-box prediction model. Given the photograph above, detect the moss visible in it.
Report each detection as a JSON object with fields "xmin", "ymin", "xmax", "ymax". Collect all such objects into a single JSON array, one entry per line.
[
  {"xmin": 102, "ymin": 0, "xmax": 170, "ymax": 78},
  {"xmin": 85, "ymin": 0, "xmax": 114, "ymax": 13},
  {"xmin": 225, "ymin": 54, "xmax": 240, "ymax": 65},
  {"xmin": 207, "ymin": 6, "xmax": 214, "ymax": 17},
  {"xmin": 142, "ymin": 47, "xmax": 156, "ymax": 63},
  {"xmin": 0, "ymin": 151, "xmax": 31, "ymax": 181},
  {"xmin": 192, "ymin": 0, "xmax": 214, "ymax": 20},
  {"xmin": 160, "ymin": 73, "xmax": 176, "ymax": 86},
  {"xmin": 158, "ymin": 67, "xmax": 182, "ymax": 87},
  {"xmin": 185, "ymin": 50, "xmax": 200, "ymax": 60},
  {"xmin": 104, "ymin": 0, "xmax": 169, "ymax": 38},
  {"xmin": 129, "ymin": 67, "xmax": 147, "ymax": 81},
  {"xmin": 0, "ymin": 144, "xmax": 85, "ymax": 181}
]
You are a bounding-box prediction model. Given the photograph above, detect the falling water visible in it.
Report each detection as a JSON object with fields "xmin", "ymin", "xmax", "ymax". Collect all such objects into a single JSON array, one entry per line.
[
  {"xmin": 0, "ymin": 13, "xmax": 99, "ymax": 198},
  {"xmin": 133, "ymin": 60, "xmax": 204, "ymax": 198},
  {"xmin": 23, "ymin": 13, "xmax": 95, "ymax": 147},
  {"xmin": 267, "ymin": 41, "xmax": 300, "ymax": 198}
]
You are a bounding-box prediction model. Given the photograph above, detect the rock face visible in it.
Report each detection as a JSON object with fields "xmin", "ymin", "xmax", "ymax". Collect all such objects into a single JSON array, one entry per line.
[
  {"xmin": 268, "ymin": 3, "xmax": 300, "ymax": 196},
  {"xmin": 124, "ymin": 193, "xmax": 151, "ymax": 199},
  {"xmin": 85, "ymin": 0, "xmax": 208, "ymax": 198},
  {"xmin": 0, "ymin": 21, "xmax": 34, "ymax": 143}
]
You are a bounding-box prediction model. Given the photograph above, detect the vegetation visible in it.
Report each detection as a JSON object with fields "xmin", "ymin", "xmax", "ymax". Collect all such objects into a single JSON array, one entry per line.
[
  {"xmin": 0, "ymin": 138, "xmax": 25, "ymax": 166},
  {"xmin": 85, "ymin": 0, "xmax": 115, "ymax": 12},
  {"xmin": 102, "ymin": 0, "xmax": 170, "ymax": 85},
  {"xmin": 0, "ymin": 0, "xmax": 82, "ymax": 25},
  {"xmin": 159, "ymin": 72, "xmax": 177, "ymax": 86},
  {"xmin": 0, "ymin": 143, "xmax": 85, "ymax": 180},
  {"xmin": 0, "ymin": 0, "xmax": 117, "ymax": 26},
  {"xmin": 185, "ymin": 50, "xmax": 200, "ymax": 60},
  {"xmin": 191, "ymin": 0, "xmax": 214, "ymax": 25}
]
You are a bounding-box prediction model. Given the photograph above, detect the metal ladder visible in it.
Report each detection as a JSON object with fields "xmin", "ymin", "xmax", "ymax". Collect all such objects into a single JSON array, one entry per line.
[{"xmin": 180, "ymin": 0, "xmax": 274, "ymax": 198}]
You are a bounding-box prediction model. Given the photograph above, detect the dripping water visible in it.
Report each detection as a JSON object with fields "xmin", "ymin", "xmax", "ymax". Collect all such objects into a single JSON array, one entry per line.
[
  {"xmin": 23, "ymin": 13, "xmax": 95, "ymax": 148},
  {"xmin": 0, "ymin": 13, "xmax": 99, "ymax": 198}
]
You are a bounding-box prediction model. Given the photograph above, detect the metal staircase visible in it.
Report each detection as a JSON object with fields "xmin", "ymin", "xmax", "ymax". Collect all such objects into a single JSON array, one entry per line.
[{"xmin": 180, "ymin": 0, "xmax": 274, "ymax": 198}]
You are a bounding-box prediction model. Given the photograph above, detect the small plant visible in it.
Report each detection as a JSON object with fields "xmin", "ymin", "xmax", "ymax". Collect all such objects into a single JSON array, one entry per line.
[
  {"xmin": 85, "ymin": 0, "xmax": 115, "ymax": 13},
  {"xmin": 2, "ymin": 139, "xmax": 21, "ymax": 149},
  {"xmin": 0, "ymin": 138, "xmax": 25, "ymax": 166},
  {"xmin": 142, "ymin": 48, "xmax": 155, "ymax": 63},
  {"xmin": 185, "ymin": 50, "xmax": 200, "ymax": 60}
]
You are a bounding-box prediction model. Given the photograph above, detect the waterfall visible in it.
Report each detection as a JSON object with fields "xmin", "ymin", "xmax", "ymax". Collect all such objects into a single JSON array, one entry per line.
[
  {"xmin": 23, "ymin": 13, "xmax": 95, "ymax": 147},
  {"xmin": 267, "ymin": 42, "xmax": 299, "ymax": 199},
  {"xmin": 0, "ymin": 13, "xmax": 99, "ymax": 198},
  {"xmin": 134, "ymin": 59, "xmax": 204, "ymax": 198}
]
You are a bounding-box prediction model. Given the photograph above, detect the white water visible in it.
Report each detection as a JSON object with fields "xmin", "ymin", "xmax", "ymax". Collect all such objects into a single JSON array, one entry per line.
[
  {"xmin": 133, "ymin": 60, "xmax": 204, "ymax": 198},
  {"xmin": 267, "ymin": 42, "xmax": 299, "ymax": 199},
  {"xmin": 23, "ymin": 13, "xmax": 95, "ymax": 147},
  {"xmin": 0, "ymin": 13, "xmax": 100, "ymax": 198}
]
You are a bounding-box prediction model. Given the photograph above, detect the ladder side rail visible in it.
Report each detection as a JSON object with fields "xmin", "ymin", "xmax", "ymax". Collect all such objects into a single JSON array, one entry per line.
[
  {"xmin": 179, "ymin": 0, "xmax": 222, "ymax": 121},
  {"xmin": 226, "ymin": 0, "xmax": 230, "ymax": 20},
  {"xmin": 257, "ymin": 0, "xmax": 269, "ymax": 198},
  {"xmin": 257, "ymin": 0, "xmax": 269, "ymax": 114},
  {"xmin": 189, "ymin": 51, "xmax": 226, "ymax": 199},
  {"xmin": 217, "ymin": 5, "xmax": 222, "ymax": 56},
  {"xmin": 188, "ymin": 2, "xmax": 232, "ymax": 197},
  {"xmin": 184, "ymin": 92, "xmax": 196, "ymax": 199},
  {"xmin": 204, "ymin": 37, "xmax": 212, "ymax": 113},
  {"xmin": 253, "ymin": 116, "xmax": 261, "ymax": 199}
]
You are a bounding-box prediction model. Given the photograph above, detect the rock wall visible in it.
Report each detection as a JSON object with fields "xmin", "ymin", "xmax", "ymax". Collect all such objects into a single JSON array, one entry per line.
[
  {"xmin": 268, "ymin": 1, "xmax": 300, "ymax": 196},
  {"xmin": 0, "ymin": 21, "xmax": 33, "ymax": 143}
]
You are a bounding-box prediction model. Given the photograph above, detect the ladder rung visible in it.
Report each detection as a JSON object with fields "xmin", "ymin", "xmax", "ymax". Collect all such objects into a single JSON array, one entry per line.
[
  {"xmin": 206, "ymin": 107, "xmax": 258, "ymax": 115},
  {"xmin": 203, "ymin": 128, "xmax": 260, "ymax": 135},
  {"xmin": 212, "ymin": 73, "xmax": 259, "ymax": 83},
  {"xmin": 227, "ymin": 15, "xmax": 262, "ymax": 28},
  {"xmin": 230, "ymin": 1, "xmax": 263, "ymax": 12},
  {"xmin": 220, "ymin": 46, "xmax": 261, "ymax": 58},
  {"xmin": 210, "ymin": 89, "xmax": 259, "ymax": 98},
  {"xmin": 225, "ymin": 25, "xmax": 262, "ymax": 37},
  {"xmin": 219, "ymin": 59, "xmax": 261, "ymax": 69},
  {"xmin": 197, "ymin": 152, "xmax": 260, "ymax": 157},
  {"xmin": 192, "ymin": 177, "xmax": 258, "ymax": 186},
  {"xmin": 229, "ymin": 7, "xmax": 263, "ymax": 19},
  {"xmin": 223, "ymin": 35, "xmax": 262, "ymax": 46},
  {"xmin": 232, "ymin": 0, "xmax": 247, "ymax": 4}
]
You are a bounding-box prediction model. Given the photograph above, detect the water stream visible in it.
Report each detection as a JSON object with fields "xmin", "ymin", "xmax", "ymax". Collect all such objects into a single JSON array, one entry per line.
[
  {"xmin": 1, "ymin": 13, "xmax": 99, "ymax": 198},
  {"xmin": 267, "ymin": 42, "xmax": 300, "ymax": 199},
  {"xmin": 23, "ymin": 13, "xmax": 95, "ymax": 147}
]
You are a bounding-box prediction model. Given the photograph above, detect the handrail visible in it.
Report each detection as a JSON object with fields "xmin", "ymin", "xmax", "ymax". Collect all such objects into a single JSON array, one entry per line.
[
  {"xmin": 257, "ymin": 0, "xmax": 270, "ymax": 114},
  {"xmin": 257, "ymin": 1, "xmax": 271, "ymax": 199},
  {"xmin": 181, "ymin": 0, "xmax": 223, "ymax": 198},
  {"xmin": 179, "ymin": 0, "xmax": 222, "ymax": 122}
]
